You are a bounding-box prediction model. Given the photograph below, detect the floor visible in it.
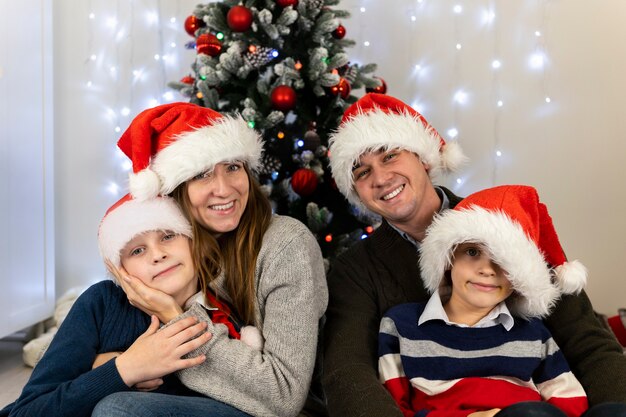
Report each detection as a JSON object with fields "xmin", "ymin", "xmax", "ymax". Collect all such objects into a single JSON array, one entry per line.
[{"xmin": 0, "ymin": 333, "xmax": 33, "ymax": 409}]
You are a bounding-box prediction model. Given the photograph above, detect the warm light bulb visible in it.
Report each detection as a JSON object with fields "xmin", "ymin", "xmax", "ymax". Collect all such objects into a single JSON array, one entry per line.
[
  {"xmin": 491, "ymin": 60, "xmax": 501, "ymax": 69},
  {"xmin": 529, "ymin": 53, "xmax": 545, "ymax": 69},
  {"xmin": 363, "ymin": 41, "xmax": 370, "ymax": 47},
  {"xmin": 121, "ymin": 107, "xmax": 130, "ymax": 116},
  {"xmin": 456, "ymin": 43, "xmax": 462, "ymax": 50},
  {"xmin": 453, "ymin": 5, "xmax": 462, "ymax": 13},
  {"xmin": 497, "ymin": 100, "xmax": 503, "ymax": 107},
  {"xmin": 447, "ymin": 128, "xmax": 459, "ymax": 138},
  {"xmin": 454, "ymin": 90, "xmax": 467, "ymax": 105},
  {"xmin": 89, "ymin": 13, "xmax": 95, "ymax": 20},
  {"xmin": 107, "ymin": 182, "xmax": 120, "ymax": 195},
  {"xmin": 545, "ymin": 97, "xmax": 551, "ymax": 103},
  {"xmin": 496, "ymin": 150, "xmax": 502, "ymax": 157}
]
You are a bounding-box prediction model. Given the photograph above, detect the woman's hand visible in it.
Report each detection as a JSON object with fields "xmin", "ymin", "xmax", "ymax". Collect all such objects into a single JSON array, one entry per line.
[
  {"xmin": 469, "ymin": 409, "xmax": 501, "ymax": 417},
  {"xmin": 115, "ymin": 315, "xmax": 211, "ymax": 388},
  {"xmin": 106, "ymin": 260, "xmax": 183, "ymax": 323}
]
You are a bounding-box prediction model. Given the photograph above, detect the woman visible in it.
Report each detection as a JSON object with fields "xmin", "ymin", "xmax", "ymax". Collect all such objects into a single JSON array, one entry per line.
[{"xmin": 93, "ymin": 102, "xmax": 328, "ymax": 417}]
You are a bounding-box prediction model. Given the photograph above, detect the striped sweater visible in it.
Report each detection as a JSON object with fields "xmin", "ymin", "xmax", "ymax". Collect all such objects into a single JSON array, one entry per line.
[{"xmin": 378, "ymin": 302, "xmax": 588, "ymax": 417}]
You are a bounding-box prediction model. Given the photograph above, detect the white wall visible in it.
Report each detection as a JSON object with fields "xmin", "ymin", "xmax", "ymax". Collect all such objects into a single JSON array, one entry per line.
[
  {"xmin": 53, "ymin": 0, "xmax": 626, "ymax": 314},
  {"xmin": 53, "ymin": 0, "xmax": 199, "ymax": 295}
]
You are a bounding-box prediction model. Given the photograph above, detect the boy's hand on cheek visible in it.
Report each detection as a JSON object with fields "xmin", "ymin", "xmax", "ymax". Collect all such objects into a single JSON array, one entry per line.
[{"xmin": 107, "ymin": 260, "xmax": 183, "ymax": 323}]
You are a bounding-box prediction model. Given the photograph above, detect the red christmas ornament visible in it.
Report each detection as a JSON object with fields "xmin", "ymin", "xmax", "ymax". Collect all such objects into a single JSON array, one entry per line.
[
  {"xmin": 276, "ymin": 0, "xmax": 299, "ymax": 7},
  {"xmin": 227, "ymin": 5, "xmax": 253, "ymax": 32},
  {"xmin": 329, "ymin": 78, "xmax": 351, "ymax": 99},
  {"xmin": 365, "ymin": 76, "xmax": 388, "ymax": 94},
  {"xmin": 180, "ymin": 76, "xmax": 195, "ymax": 85},
  {"xmin": 184, "ymin": 15, "xmax": 205, "ymax": 37},
  {"xmin": 332, "ymin": 24, "xmax": 346, "ymax": 39},
  {"xmin": 196, "ymin": 33, "xmax": 222, "ymax": 57},
  {"xmin": 270, "ymin": 85, "xmax": 297, "ymax": 112},
  {"xmin": 291, "ymin": 168, "xmax": 318, "ymax": 197}
]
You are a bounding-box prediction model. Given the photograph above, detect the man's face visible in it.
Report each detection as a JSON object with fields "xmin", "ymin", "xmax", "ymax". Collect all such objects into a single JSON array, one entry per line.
[{"xmin": 352, "ymin": 149, "xmax": 433, "ymax": 227}]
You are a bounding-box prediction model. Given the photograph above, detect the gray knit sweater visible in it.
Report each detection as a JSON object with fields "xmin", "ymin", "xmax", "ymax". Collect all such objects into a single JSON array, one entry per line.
[{"xmin": 174, "ymin": 215, "xmax": 328, "ymax": 417}]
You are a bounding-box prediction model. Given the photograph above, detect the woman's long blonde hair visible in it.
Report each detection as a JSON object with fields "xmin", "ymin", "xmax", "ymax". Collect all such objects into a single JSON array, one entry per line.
[{"xmin": 172, "ymin": 165, "xmax": 272, "ymax": 325}]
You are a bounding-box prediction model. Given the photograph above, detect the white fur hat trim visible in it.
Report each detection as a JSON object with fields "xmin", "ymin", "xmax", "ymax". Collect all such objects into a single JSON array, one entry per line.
[{"xmin": 98, "ymin": 197, "xmax": 192, "ymax": 268}]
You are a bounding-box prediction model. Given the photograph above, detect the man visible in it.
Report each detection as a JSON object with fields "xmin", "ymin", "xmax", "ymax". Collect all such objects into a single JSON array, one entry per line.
[{"xmin": 322, "ymin": 93, "xmax": 626, "ymax": 417}]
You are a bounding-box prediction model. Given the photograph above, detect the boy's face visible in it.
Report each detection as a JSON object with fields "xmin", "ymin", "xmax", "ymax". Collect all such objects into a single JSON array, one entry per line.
[
  {"xmin": 120, "ymin": 230, "xmax": 197, "ymax": 306},
  {"xmin": 448, "ymin": 243, "xmax": 513, "ymax": 315}
]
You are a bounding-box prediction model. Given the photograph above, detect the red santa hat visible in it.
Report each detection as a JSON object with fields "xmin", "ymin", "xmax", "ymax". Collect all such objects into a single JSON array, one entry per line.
[
  {"xmin": 328, "ymin": 93, "xmax": 466, "ymax": 208},
  {"xmin": 118, "ymin": 102, "xmax": 263, "ymax": 201},
  {"xmin": 98, "ymin": 194, "xmax": 192, "ymax": 269},
  {"xmin": 419, "ymin": 185, "xmax": 587, "ymax": 318}
]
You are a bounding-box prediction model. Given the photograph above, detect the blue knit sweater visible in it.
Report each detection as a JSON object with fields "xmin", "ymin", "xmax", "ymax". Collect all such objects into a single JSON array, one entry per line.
[
  {"xmin": 0, "ymin": 280, "xmax": 197, "ymax": 417},
  {"xmin": 379, "ymin": 302, "xmax": 588, "ymax": 417}
]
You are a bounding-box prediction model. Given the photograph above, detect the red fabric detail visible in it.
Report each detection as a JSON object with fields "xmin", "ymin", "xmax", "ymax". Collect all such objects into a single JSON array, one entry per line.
[
  {"xmin": 546, "ymin": 396, "xmax": 588, "ymax": 417},
  {"xmin": 341, "ymin": 93, "xmax": 446, "ymax": 148},
  {"xmin": 204, "ymin": 290, "xmax": 241, "ymax": 339},
  {"xmin": 608, "ymin": 314, "xmax": 626, "ymax": 346},
  {"xmin": 386, "ymin": 377, "xmax": 552, "ymax": 417},
  {"xmin": 455, "ymin": 185, "xmax": 567, "ymax": 268},
  {"xmin": 383, "ymin": 377, "xmax": 417, "ymax": 417},
  {"xmin": 117, "ymin": 102, "xmax": 223, "ymax": 174}
]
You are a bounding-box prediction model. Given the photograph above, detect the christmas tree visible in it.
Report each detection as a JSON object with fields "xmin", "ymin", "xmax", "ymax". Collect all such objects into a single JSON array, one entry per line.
[{"xmin": 169, "ymin": 0, "xmax": 387, "ymax": 261}]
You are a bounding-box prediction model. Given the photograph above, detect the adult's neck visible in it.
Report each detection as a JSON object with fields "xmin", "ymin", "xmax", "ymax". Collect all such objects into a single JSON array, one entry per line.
[{"xmin": 388, "ymin": 185, "xmax": 442, "ymax": 242}]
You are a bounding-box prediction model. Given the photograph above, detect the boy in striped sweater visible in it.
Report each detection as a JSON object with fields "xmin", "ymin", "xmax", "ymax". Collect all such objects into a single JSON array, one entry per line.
[{"xmin": 379, "ymin": 185, "xmax": 594, "ymax": 417}]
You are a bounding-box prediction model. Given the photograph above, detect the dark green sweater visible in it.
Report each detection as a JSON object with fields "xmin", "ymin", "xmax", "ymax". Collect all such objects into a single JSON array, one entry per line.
[{"xmin": 322, "ymin": 188, "xmax": 626, "ymax": 417}]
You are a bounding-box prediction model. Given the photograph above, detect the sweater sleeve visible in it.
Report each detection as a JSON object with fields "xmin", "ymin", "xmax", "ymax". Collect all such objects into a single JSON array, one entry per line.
[
  {"xmin": 532, "ymin": 324, "xmax": 588, "ymax": 417},
  {"xmin": 323, "ymin": 251, "xmax": 405, "ymax": 417},
  {"xmin": 544, "ymin": 291, "xmax": 626, "ymax": 405},
  {"xmin": 7, "ymin": 283, "xmax": 131, "ymax": 417},
  {"xmin": 175, "ymin": 218, "xmax": 328, "ymax": 417},
  {"xmin": 379, "ymin": 315, "xmax": 421, "ymax": 417}
]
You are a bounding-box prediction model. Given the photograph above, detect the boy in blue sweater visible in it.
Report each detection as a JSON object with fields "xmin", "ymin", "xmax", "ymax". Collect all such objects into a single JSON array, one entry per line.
[
  {"xmin": 0, "ymin": 195, "xmax": 212, "ymax": 417},
  {"xmin": 379, "ymin": 185, "xmax": 599, "ymax": 417}
]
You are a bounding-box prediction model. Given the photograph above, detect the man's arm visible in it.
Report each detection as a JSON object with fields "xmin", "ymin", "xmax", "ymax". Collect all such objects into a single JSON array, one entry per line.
[
  {"xmin": 545, "ymin": 291, "xmax": 626, "ymax": 405},
  {"xmin": 323, "ymin": 254, "xmax": 404, "ymax": 417}
]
